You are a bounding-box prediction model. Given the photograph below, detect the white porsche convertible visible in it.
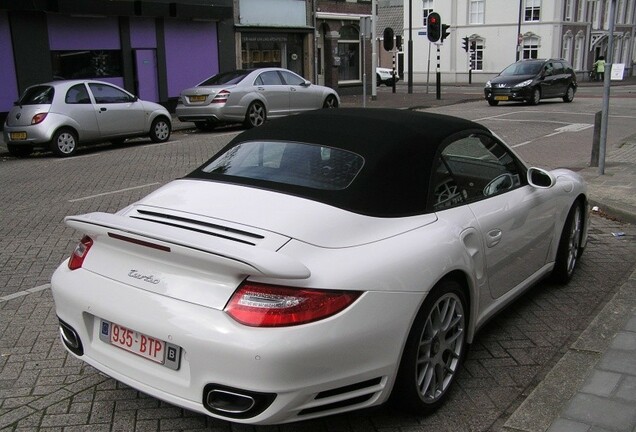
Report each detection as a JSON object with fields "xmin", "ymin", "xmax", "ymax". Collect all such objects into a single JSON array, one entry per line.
[{"xmin": 51, "ymin": 109, "xmax": 588, "ymax": 424}]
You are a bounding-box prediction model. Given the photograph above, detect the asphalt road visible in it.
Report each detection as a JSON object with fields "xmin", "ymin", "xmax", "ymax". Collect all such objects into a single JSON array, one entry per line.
[{"xmin": 1, "ymin": 98, "xmax": 635, "ymax": 431}]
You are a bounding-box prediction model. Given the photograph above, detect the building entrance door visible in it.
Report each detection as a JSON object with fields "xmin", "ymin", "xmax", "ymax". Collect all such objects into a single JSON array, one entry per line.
[{"xmin": 134, "ymin": 49, "xmax": 159, "ymax": 102}]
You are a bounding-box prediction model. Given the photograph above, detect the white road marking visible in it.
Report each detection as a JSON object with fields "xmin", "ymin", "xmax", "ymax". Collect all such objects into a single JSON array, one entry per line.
[{"xmin": 0, "ymin": 284, "xmax": 50, "ymax": 303}]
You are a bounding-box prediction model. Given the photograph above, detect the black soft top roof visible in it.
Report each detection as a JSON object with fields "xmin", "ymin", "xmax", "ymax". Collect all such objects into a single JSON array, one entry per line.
[{"xmin": 187, "ymin": 109, "xmax": 491, "ymax": 217}]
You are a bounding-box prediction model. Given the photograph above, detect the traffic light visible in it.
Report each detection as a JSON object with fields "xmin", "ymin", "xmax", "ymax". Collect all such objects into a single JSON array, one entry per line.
[
  {"xmin": 462, "ymin": 37, "xmax": 469, "ymax": 52},
  {"xmin": 441, "ymin": 24, "xmax": 451, "ymax": 42},
  {"xmin": 427, "ymin": 12, "xmax": 441, "ymax": 43},
  {"xmin": 383, "ymin": 27, "xmax": 394, "ymax": 51},
  {"xmin": 395, "ymin": 35, "xmax": 402, "ymax": 50}
]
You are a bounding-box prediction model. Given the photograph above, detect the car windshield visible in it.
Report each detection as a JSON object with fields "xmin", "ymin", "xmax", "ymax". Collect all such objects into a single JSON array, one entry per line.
[
  {"xmin": 18, "ymin": 86, "xmax": 54, "ymax": 105},
  {"xmin": 200, "ymin": 70, "xmax": 250, "ymax": 86},
  {"xmin": 500, "ymin": 62, "xmax": 543, "ymax": 76},
  {"xmin": 200, "ymin": 141, "xmax": 364, "ymax": 190}
]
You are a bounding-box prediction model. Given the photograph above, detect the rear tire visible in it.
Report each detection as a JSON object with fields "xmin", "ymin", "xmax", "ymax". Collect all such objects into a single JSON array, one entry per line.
[
  {"xmin": 149, "ymin": 117, "xmax": 171, "ymax": 143},
  {"xmin": 552, "ymin": 202, "xmax": 584, "ymax": 284},
  {"xmin": 7, "ymin": 143, "xmax": 33, "ymax": 157},
  {"xmin": 50, "ymin": 128, "xmax": 78, "ymax": 157},
  {"xmin": 392, "ymin": 279, "xmax": 468, "ymax": 415},
  {"xmin": 244, "ymin": 101, "xmax": 266, "ymax": 128}
]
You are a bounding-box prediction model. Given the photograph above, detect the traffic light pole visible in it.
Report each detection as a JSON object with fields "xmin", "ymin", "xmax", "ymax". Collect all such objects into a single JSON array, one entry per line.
[{"xmin": 436, "ymin": 44, "xmax": 441, "ymax": 100}]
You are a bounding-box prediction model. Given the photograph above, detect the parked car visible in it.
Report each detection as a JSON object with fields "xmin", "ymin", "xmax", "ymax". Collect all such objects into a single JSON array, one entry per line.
[
  {"xmin": 52, "ymin": 109, "xmax": 587, "ymax": 425},
  {"xmin": 3, "ymin": 80, "xmax": 171, "ymax": 157},
  {"xmin": 376, "ymin": 67, "xmax": 399, "ymax": 86},
  {"xmin": 484, "ymin": 58, "xmax": 577, "ymax": 106},
  {"xmin": 176, "ymin": 68, "xmax": 340, "ymax": 130}
]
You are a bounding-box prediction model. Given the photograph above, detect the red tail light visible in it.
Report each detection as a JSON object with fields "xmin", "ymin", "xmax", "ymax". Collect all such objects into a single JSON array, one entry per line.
[
  {"xmin": 68, "ymin": 235, "xmax": 93, "ymax": 270},
  {"xmin": 225, "ymin": 282, "xmax": 362, "ymax": 327},
  {"xmin": 31, "ymin": 113, "xmax": 48, "ymax": 124},
  {"xmin": 212, "ymin": 90, "xmax": 230, "ymax": 104}
]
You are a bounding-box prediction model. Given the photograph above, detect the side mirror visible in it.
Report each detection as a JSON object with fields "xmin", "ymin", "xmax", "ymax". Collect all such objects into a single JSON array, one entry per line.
[
  {"xmin": 302, "ymin": 80, "xmax": 311, "ymax": 87},
  {"xmin": 527, "ymin": 167, "xmax": 555, "ymax": 189}
]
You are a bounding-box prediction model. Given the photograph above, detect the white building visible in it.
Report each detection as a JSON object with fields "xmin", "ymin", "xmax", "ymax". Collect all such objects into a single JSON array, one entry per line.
[{"xmin": 402, "ymin": 0, "xmax": 636, "ymax": 83}]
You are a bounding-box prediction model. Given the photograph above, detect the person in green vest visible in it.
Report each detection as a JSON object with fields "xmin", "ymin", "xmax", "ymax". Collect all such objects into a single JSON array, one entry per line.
[{"xmin": 593, "ymin": 56, "xmax": 606, "ymax": 81}]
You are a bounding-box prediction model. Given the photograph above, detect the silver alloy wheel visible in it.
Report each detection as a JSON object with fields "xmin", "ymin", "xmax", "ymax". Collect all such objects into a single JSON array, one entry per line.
[
  {"xmin": 56, "ymin": 131, "xmax": 76, "ymax": 154},
  {"xmin": 154, "ymin": 120, "xmax": 170, "ymax": 141},
  {"xmin": 247, "ymin": 102, "xmax": 266, "ymax": 127},
  {"xmin": 565, "ymin": 205, "xmax": 582, "ymax": 276},
  {"xmin": 564, "ymin": 86, "xmax": 575, "ymax": 102},
  {"xmin": 416, "ymin": 292, "xmax": 465, "ymax": 403}
]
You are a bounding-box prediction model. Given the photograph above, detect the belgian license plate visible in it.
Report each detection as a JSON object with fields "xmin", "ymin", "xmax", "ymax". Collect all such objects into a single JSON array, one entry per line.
[
  {"xmin": 494, "ymin": 95, "xmax": 509, "ymax": 101},
  {"xmin": 99, "ymin": 320, "xmax": 181, "ymax": 370},
  {"xmin": 189, "ymin": 95, "xmax": 206, "ymax": 102},
  {"xmin": 10, "ymin": 132, "xmax": 27, "ymax": 140}
]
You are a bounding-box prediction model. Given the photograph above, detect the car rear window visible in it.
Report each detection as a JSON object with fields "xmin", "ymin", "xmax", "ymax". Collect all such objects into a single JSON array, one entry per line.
[
  {"xmin": 200, "ymin": 141, "xmax": 364, "ymax": 190},
  {"xmin": 200, "ymin": 70, "xmax": 250, "ymax": 86},
  {"xmin": 19, "ymin": 86, "xmax": 54, "ymax": 105}
]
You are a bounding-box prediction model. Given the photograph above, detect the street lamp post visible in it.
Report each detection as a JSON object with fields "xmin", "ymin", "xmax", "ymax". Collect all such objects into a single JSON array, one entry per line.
[
  {"xmin": 598, "ymin": 0, "xmax": 617, "ymax": 175},
  {"xmin": 516, "ymin": 0, "xmax": 522, "ymax": 61},
  {"xmin": 408, "ymin": 0, "xmax": 413, "ymax": 94}
]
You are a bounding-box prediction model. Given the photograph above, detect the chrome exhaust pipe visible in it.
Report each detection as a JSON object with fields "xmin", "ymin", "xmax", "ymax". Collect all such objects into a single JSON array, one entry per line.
[{"xmin": 206, "ymin": 389, "xmax": 256, "ymax": 414}]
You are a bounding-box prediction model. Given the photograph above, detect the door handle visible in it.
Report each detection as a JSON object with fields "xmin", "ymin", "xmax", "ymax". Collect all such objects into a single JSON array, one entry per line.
[
  {"xmin": 100, "ymin": 107, "xmax": 107, "ymax": 112},
  {"xmin": 486, "ymin": 229, "xmax": 502, "ymax": 248}
]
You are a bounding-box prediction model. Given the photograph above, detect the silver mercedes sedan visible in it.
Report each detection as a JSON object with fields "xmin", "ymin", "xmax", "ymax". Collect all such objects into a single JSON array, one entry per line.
[
  {"xmin": 175, "ymin": 68, "xmax": 340, "ymax": 130},
  {"xmin": 3, "ymin": 80, "xmax": 171, "ymax": 157}
]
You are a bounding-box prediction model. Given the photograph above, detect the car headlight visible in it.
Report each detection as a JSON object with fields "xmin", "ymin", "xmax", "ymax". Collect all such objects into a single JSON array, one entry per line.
[{"xmin": 514, "ymin": 79, "xmax": 533, "ymax": 88}]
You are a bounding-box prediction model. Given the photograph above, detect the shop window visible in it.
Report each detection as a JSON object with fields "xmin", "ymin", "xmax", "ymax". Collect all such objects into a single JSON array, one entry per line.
[
  {"xmin": 338, "ymin": 25, "xmax": 360, "ymax": 83},
  {"xmin": 51, "ymin": 50, "xmax": 122, "ymax": 79}
]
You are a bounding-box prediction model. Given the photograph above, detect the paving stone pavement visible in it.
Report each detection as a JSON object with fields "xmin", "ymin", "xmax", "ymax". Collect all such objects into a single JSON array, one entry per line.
[
  {"xmin": 0, "ymin": 216, "xmax": 633, "ymax": 432},
  {"xmin": 1, "ymin": 87, "xmax": 636, "ymax": 431}
]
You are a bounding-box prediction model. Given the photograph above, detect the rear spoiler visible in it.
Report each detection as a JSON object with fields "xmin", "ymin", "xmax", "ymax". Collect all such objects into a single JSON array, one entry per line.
[{"xmin": 65, "ymin": 212, "xmax": 311, "ymax": 280}]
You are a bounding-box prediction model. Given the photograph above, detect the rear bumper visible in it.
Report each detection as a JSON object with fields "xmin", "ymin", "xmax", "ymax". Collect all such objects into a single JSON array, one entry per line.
[
  {"xmin": 176, "ymin": 104, "xmax": 244, "ymax": 123},
  {"xmin": 3, "ymin": 125, "xmax": 53, "ymax": 146},
  {"xmin": 51, "ymin": 262, "xmax": 420, "ymax": 424}
]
